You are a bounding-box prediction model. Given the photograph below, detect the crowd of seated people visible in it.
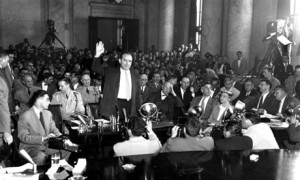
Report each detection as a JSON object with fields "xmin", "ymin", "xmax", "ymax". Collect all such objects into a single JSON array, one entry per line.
[{"xmin": 1, "ymin": 38, "xmax": 300, "ymax": 166}]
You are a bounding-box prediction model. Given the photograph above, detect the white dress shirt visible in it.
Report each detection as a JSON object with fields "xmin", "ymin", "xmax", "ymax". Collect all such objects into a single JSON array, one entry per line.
[
  {"xmin": 217, "ymin": 105, "xmax": 228, "ymax": 121},
  {"xmin": 42, "ymin": 81, "xmax": 48, "ymax": 91},
  {"xmin": 278, "ymin": 96, "xmax": 286, "ymax": 113},
  {"xmin": 117, "ymin": 68, "xmax": 132, "ymax": 100},
  {"xmin": 161, "ymin": 91, "xmax": 167, "ymax": 100},
  {"xmin": 198, "ymin": 96, "xmax": 209, "ymax": 112}
]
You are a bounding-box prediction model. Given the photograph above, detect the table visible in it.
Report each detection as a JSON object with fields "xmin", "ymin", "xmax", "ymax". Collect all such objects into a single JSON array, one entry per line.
[
  {"xmin": 77, "ymin": 149, "xmax": 300, "ymax": 180},
  {"xmin": 66, "ymin": 121, "xmax": 174, "ymax": 158}
]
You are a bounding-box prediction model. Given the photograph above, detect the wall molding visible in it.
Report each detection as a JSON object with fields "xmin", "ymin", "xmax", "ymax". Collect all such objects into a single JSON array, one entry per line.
[{"xmin": 89, "ymin": 2, "xmax": 133, "ymax": 19}]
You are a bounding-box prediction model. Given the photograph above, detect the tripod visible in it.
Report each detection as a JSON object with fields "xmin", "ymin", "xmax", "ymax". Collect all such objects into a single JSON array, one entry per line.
[{"xmin": 39, "ymin": 29, "xmax": 66, "ymax": 49}]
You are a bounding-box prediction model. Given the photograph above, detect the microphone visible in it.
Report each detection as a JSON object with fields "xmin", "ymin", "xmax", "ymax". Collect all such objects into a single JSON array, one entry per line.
[
  {"xmin": 122, "ymin": 108, "xmax": 127, "ymax": 123},
  {"xmin": 78, "ymin": 115, "xmax": 87, "ymax": 126},
  {"xmin": 19, "ymin": 149, "xmax": 35, "ymax": 164}
]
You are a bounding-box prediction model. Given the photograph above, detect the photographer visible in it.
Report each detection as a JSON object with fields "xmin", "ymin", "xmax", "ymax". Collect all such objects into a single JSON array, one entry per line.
[
  {"xmin": 160, "ymin": 117, "xmax": 214, "ymax": 152},
  {"xmin": 113, "ymin": 116, "xmax": 162, "ymax": 156}
]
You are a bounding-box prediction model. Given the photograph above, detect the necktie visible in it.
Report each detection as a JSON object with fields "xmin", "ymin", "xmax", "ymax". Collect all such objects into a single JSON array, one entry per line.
[
  {"xmin": 28, "ymin": 88, "xmax": 31, "ymax": 95},
  {"xmin": 257, "ymin": 95, "xmax": 263, "ymax": 109},
  {"xmin": 200, "ymin": 97, "xmax": 206, "ymax": 112},
  {"xmin": 86, "ymin": 87, "xmax": 90, "ymax": 94},
  {"xmin": 40, "ymin": 111, "xmax": 46, "ymax": 132},
  {"xmin": 141, "ymin": 86, "xmax": 144, "ymax": 94},
  {"xmin": 125, "ymin": 71, "xmax": 131, "ymax": 100}
]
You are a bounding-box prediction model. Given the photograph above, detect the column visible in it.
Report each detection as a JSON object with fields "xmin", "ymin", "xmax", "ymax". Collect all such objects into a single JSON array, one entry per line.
[
  {"xmin": 201, "ymin": 0, "xmax": 223, "ymax": 55},
  {"xmin": 226, "ymin": 0, "xmax": 253, "ymax": 67},
  {"xmin": 291, "ymin": 0, "xmax": 300, "ymax": 66},
  {"xmin": 158, "ymin": 0, "xmax": 175, "ymax": 51}
]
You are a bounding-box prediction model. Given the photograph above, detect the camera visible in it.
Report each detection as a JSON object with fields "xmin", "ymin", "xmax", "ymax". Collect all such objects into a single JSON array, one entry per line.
[{"xmin": 177, "ymin": 117, "xmax": 188, "ymax": 138}]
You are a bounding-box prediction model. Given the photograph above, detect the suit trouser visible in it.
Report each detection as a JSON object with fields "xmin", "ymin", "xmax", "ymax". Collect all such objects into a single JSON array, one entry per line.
[{"xmin": 117, "ymin": 99, "xmax": 131, "ymax": 120}]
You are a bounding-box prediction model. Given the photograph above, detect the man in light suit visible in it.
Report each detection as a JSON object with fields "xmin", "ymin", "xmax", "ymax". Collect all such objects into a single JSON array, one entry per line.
[
  {"xmin": 18, "ymin": 90, "xmax": 71, "ymax": 165},
  {"xmin": 190, "ymin": 82, "xmax": 215, "ymax": 123},
  {"xmin": 0, "ymin": 54, "xmax": 13, "ymax": 151},
  {"xmin": 92, "ymin": 42, "xmax": 142, "ymax": 119},
  {"xmin": 231, "ymin": 51, "xmax": 247, "ymax": 76}
]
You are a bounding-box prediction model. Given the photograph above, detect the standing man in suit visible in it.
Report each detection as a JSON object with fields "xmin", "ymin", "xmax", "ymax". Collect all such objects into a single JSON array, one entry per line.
[
  {"xmin": 254, "ymin": 79, "xmax": 279, "ymax": 115},
  {"xmin": 139, "ymin": 74, "xmax": 150, "ymax": 103},
  {"xmin": 274, "ymin": 54, "xmax": 293, "ymax": 85},
  {"xmin": 0, "ymin": 54, "xmax": 13, "ymax": 152},
  {"xmin": 174, "ymin": 77, "xmax": 194, "ymax": 116},
  {"xmin": 36, "ymin": 73, "xmax": 57, "ymax": 100},
  {"xmin": 146, "ymin": 82, "xmax": 184, "ymax": 122},
  {"xmin": 18, "ymin": 90, "xmax": 71, "ymax": 165},
  {"xmin": 231, "ymin": 51, "xmax": 247, "ymax": 76},
  {"xmin": 190, "ymin": 82, "xmax": 215, "ymax": 124},
  {"xmin": 92, "ymin": 42, "xmax": 142, "ymax": 119},
  {"xmin": 0, "ymin": 52, "xmax": 14, "ymax": 112},
  {"xmin": 274, "ymin": 85, "xmax": 300, "ymax": 118}
]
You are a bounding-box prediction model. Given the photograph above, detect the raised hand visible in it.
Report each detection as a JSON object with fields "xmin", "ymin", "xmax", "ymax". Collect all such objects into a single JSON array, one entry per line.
[{"xmin": 95, "ymin": 41, "xmax": 105, "ymax": 58}]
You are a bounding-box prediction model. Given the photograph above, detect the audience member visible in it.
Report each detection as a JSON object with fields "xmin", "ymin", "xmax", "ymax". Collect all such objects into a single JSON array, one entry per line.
[
  {"xmin": 139, "ymin": 74, "xmax": 150, "ymax": 103},
  {"xmin": 174, "ymin": 76, "xmax": 194, "ymax": 116},
  {"xmin": 36, "ymin": 73, "xmax": 57, "ymax": 100},
  {"xmin": 262, "ymin": 67, "xmax": 281, "ymax": 92},
  {"xmin": 285, "ymin": 65, "xmax": 300, "ymax": 96},
  {"xmin": 220, "ymin": 77, "xmax": 240, "ymax": 103},
  {"xmin": 274, "ymin": 54, "xmax": 293, "ymax": 85},
  {"xmin": 274, "ymin": 85, "xmax": 300, "ymax": 118},
  {"xmin": 51, "ymin": 77, "xmax": 85, "ymax": 119},
  {"xmin": 76, "ymin": 74, "xmax": 101, "ymax": 104},
  {"xmin": 231, "ymin": 51, "xmax": 247, "ymax": 76},
  {"xmin": 254, "ymin": 79, "xmax": 279, "ymax": 115}
]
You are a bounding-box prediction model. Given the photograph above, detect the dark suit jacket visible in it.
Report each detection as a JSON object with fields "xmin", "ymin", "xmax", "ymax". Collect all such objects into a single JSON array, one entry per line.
[
  {"xmin": 286, "ymin": 124, "xmax": 300, "ymax": 149},
  {"xmin": 255, "ymin": 93, "xmax": 279, "ymax": 115},
  {"xmin": 92, "ymin": 57, "xmax": 142, "ymax": 117},
  {"xmin": 148, "ymin": 82, "xmax": 162, "ymax": 93},
  {"xmin": 173, "ymin": 85, "xmax": 194, "ymax": 112},
  {"xmin": 140, "ymin": 85, "xmax": 151, "ymax": 103},
  {"xmin": 189, "ymin": 96, "xmax": 214, "ymax": 120},
  {"xmin": 231, "ymin": 59, "xmax": 247, "ymax": 76},
  {"xmin": 276, "ymin": 96, "xmax": 300, "ymax": 117},
  {"xmin": 146, "ymin": 92, "xmax": 184, "ymax": 122},
  {"xmin": 236, "ymin": 89, "xmax": 259, "ymax": 103},
  {"xmin": 215, "ymin": 136, "xmax": 253, "ymax": 150},
  {"xmin": 36, "ymin": 82, "xmax": 57, "ymax": 100},
  {"xmin": 0, "ymin": 66, "xmax": 14, "ymax": 111},
  {"xmin": 274, "ymin": 63, "xmax": 293, "ymax": 85}
]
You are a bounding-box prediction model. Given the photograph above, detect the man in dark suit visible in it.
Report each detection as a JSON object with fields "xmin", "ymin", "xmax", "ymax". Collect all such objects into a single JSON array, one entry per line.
[
  {"xmin": 36, "ymin": 73, "xmax": 57, "ymax": 100},
  {"xmin": 211, "ymin": 77, "xmax": 220, "ymax": 99},
  {"xmin": 174, "ymin": 77, "xmax": 194, "ymax": 116},
  {"xmin": 274, "ymin": 85, "xmax": 300, "ymax": 118},
  {"xmin": 236, "ymin": 79, "xmax": 259, "ymax": 109},
  {"xmin": 0, "ymin": 54, "xmax": 13, "ymax": 150},
  {"xmin": 148, "ymin": 72, "xmax": 162, "ymax": 93},
  {"xmin": 231, "ymin": 51, "xmax": 247, "ymax": 76},
  {"xmin": 146, "ymin": 82, "xmax": 183, "ymax": 122},
  {"xmin": 274, "ymin": 55, "xmax": 293, "ymax": 85},
  {"xmin": 189, "ymin": 82, "xmax": 215, "ymax": 122},
  {"xmin": 139, "ymin": 74, "xmax": 151, "ymax": 103},
  {"xmin": 254, "ymin": 79, "xmax": 279, "ymax": 115},
  {"xmin": 92, "ymin": 42, "xmax": 142, "ymax": 119}
]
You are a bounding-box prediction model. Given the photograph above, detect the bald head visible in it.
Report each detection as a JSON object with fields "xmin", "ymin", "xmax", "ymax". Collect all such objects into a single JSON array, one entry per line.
[{"xmin": 162, "ymin": 82, "xmax": 172, "ymax": 95}]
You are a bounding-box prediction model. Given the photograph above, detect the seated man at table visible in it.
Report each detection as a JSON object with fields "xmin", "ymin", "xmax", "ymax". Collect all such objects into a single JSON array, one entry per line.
[
  {"xmin": 274, "ymin": 85, "xmax": 300, "ymax": 118},
  {"xmin": 215, "ymin": 121, "xmax": 253, "ymax": 150},
  {"xmin": 113, "ymin": 116, "xmax": 162, "ymax": 156},
  {"xmin": 145, "ymin": 82, "xmax": 184, "ymax": 122},
  {"xmin": 160, "ymin": 117, "xmax": 214, "ymax": 152},
  {"xmin": 18, "ymin": 90, "xmax": 71, "ymax": 165},
  {"xmin": 242, "ymin": 110, "xmax": 279, "ymax": 150}
]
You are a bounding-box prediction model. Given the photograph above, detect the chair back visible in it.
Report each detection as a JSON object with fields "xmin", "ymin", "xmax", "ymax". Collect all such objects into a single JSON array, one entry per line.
[{"xmin": 48, "ymin": 104, "xmax": 63, "ymax": 131}]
